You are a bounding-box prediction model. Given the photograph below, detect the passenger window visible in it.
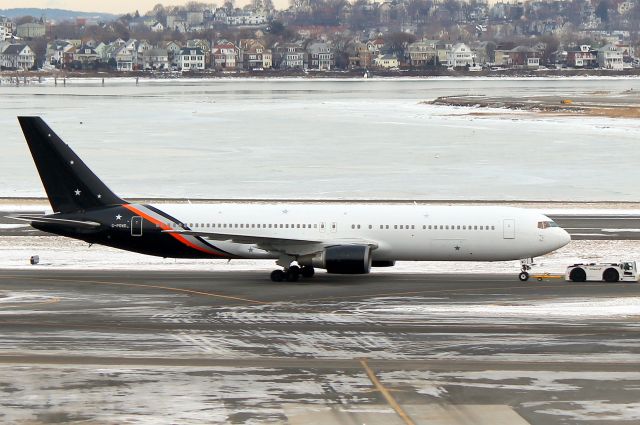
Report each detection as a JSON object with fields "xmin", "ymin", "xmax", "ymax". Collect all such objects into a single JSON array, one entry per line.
[
  {"xmin": 351, "ymin": 224, "xmax": 355, "ymax": 229},
  {"xmin": 394, "ymin": 225, "xmax": 398, "ymax": 229},
  {"xmin": 400, "ymin": 225, "xmax": 403, "ymax": 229},
  {"xmin": 369, "ymin": 225, "xmax": 372, "ymax": 229},
  {"xmin": 445, "ymin": 225, "xmax": 449, "ymax": 230},
  {"xmin": 386, "ymin": 225, "xmax": 389, "ymax": 229},
  {"xmin": 296, "ymin": 224, "xmax": 300, "ymax": 228}
]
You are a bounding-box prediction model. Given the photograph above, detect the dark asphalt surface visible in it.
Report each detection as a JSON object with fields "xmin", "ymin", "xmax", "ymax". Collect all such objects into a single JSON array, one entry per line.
[{"xmin": 1, "ymin": 270, "xmax": 640, "ymax": 424}]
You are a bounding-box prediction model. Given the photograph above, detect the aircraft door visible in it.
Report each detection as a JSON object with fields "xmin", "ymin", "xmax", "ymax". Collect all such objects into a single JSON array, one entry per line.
[
  {"xmin": 503, "ymin": 219, "xmax": 515, "ymax": 239},
  {"xmin": 131, "ymin": 216, "xmax": 143, "ymax": 237}
]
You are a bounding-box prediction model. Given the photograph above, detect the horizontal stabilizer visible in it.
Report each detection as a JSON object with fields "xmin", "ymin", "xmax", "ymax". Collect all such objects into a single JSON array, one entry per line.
[{"xmin": 7, "ymin": 215, "xmax": 101, "ymax": 229}]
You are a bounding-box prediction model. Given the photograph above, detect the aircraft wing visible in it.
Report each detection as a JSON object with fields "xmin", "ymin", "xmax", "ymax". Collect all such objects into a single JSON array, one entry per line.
[{"xmin": 163, "ymin": 229, "xmax": 378, "ymax": 256}]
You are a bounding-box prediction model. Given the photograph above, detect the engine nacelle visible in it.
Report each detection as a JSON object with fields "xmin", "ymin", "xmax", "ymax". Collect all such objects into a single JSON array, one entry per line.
[{"xmin": 312, "ymin": 245, "xmax": 372, "ymax": 274}]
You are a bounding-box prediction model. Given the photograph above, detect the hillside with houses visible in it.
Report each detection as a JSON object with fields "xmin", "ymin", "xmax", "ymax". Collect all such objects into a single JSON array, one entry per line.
[{"xmin": 0, "ymin": 0, "xmax": 638, "ymax": 74}]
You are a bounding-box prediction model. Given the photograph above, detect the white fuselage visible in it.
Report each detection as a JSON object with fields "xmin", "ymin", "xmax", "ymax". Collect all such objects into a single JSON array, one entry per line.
[{"xmin": 153, "ymin": 203, "xmax": 571, "ymax": 262}]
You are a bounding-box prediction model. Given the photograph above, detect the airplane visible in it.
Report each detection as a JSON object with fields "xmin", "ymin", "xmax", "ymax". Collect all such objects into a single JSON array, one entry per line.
[{"xmin": 11, "ymin": 116, "xmax": 571, "ymax": 282}]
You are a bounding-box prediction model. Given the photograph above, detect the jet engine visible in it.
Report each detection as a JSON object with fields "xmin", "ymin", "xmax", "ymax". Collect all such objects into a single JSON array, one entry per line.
[{"xmin": 311, "ymin": 245, "xmax": 372, "ymax": 274}]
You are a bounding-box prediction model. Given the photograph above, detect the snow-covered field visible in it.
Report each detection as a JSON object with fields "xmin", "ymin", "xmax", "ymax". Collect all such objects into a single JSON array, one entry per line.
[{"xmin": 0, "ymin": 235, "xmax": 638, "ymax": 275}]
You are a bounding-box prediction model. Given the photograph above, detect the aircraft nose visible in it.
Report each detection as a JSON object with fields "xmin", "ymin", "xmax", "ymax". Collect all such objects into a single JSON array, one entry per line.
[{"xmin": 555, "ymin": 228, "xmax": 571, "ymax": 249}]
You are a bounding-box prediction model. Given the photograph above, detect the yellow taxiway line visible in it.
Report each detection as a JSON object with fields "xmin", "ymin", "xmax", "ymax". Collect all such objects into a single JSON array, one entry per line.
[
  {"xmin": 0, "ymin": 275, "xmax": 267, "ymax": 305},
  {"xmin": 359, "ymin": 358, "xmax": 416, "ymax": 425}
]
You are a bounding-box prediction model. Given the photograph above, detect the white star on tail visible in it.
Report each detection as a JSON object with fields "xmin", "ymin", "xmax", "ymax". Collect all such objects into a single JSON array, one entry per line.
[
  {"xmin": 74, "ymin": 189, "xmax": 81, "ymax": 196},
  {"xmin": 115, "ymin": 214, "xmax": 122, "ymax": 220}
]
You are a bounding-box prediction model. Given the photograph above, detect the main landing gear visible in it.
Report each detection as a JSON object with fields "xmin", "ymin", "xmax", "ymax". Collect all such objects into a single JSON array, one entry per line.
[
  {"xmin": 518, "ymin": 257, "xmax": 535, "ymax": 281},
  {"xmin": 270, "ymin": 265, "xmax": 315, "ymax": 282}
]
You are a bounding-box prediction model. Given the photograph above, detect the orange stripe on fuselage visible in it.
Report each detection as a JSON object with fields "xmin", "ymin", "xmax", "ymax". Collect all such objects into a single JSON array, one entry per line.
[{"xmin": 122, "ymin": 204, "xmax": 225, "ymax": 257}]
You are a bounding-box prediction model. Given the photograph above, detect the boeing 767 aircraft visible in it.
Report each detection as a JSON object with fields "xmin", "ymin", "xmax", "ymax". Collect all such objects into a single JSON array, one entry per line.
[{"xmin": 12, "ymin": 117, "xmax": 570, "ymax": 281}]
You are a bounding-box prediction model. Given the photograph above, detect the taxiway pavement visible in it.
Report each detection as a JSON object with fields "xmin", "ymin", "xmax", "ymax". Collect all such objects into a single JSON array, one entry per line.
[{"xmin": 1, "ymin": 270, "xmax": 640, "ymax": 424}]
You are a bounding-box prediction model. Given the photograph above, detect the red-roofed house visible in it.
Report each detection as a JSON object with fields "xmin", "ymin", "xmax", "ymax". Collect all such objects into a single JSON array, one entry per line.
[{"xmin": 213, "ymin": 40, "xmax": 239, "ymax": 69}]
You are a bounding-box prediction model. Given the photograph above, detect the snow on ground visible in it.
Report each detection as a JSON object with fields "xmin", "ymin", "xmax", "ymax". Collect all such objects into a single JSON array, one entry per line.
[
  {"xmin": 0, "ymin": 364, "xmax": 361, "ymax": 425},
  {"xmin": 0, "ymin": 235, "xmax": 638, "ymax": 275},
  {"xmin": 354, "ymin": 296, "xmax": 640, "ymax": 318}
]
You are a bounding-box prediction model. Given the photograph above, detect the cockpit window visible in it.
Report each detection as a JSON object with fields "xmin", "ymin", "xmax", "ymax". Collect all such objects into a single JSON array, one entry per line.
[{"xmin": 538, "ymin": 221, "xmax": 559, "ymax": 229}]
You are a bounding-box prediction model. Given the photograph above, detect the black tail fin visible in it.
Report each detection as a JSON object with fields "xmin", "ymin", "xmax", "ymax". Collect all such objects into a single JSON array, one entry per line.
[{"xmin": 18, "ymin": 116, "xmax": 126, "ymax": 213}]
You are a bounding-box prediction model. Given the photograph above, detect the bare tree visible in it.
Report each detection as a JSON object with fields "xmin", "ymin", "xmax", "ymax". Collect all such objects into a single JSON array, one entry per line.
[
  {"xmin": 149, "ymin": 4, "xmax": 167, "ymax": 24},
  {"xmin": 385, "ymin": 32, "xmax": 416, "ymax": 58},
  {"xmin": 185, "ymin": 2, "xmax": 208, "ymax": 12},
  {"xmin": 15, "ymin": 16, "xmax": 36, "ymax": 25}
]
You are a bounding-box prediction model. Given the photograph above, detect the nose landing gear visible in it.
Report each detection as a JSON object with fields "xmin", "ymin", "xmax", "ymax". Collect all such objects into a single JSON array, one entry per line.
[{"xmin": 519, "ymin": 258, "xmax": 535, "ymax": 281}]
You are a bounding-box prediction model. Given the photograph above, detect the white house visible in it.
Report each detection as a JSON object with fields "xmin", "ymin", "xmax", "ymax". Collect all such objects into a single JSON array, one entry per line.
[
  {"xmin": 307, "ymin": 42, "xmax": 334, "ymax": 70},
  {"xmin": 374, "ymin": 53, "xmax": 399, "ymax": 69},
  {"xmin": 0, "ymin": 16, "xmax": 12, "ymax": 41},
  {"xmin": 597, "ymin": 44, "xmax": 623, "ymax": 70},
  {"xmin": 1, "ymin": 44, "xmax": 36, "ymax": 70},
  {"xmin": 178, "ymin": 47, "xmax": 205, "ymax": 71},
  {"xmin": 143, "ymin": 48, "xmax": 169, "ymax": 70},
  {"xmin": 114, "ymin": 46, "xmax": 134, "ymax": 71},
  {"xmin": 447, "ymin": 43, "xmax": 476, "ymax": 68}
]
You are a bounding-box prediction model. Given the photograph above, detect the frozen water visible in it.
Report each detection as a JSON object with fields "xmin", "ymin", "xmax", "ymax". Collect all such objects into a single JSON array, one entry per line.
[{"xmin": 2, "ymin": 78, "xmax": 640, "ymax": 201}]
